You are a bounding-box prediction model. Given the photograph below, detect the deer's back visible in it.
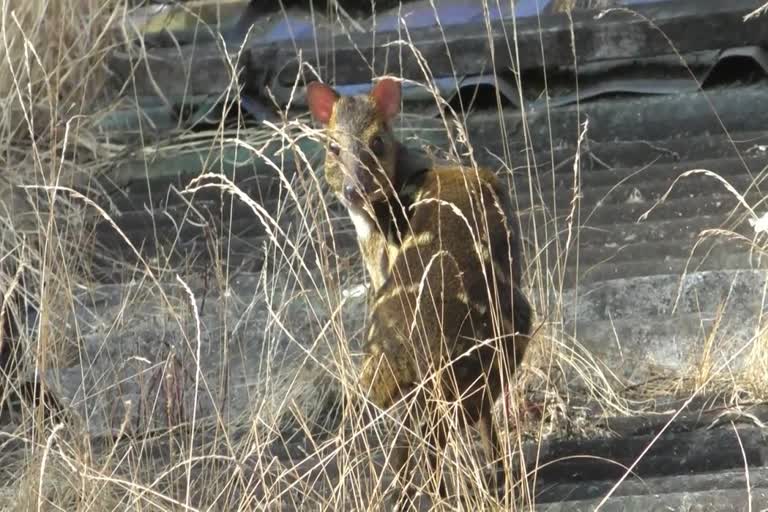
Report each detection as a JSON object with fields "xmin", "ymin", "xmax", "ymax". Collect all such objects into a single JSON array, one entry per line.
[{"xmin": 360, "ymin": 166, "xmax": 531, "ymax": 410}]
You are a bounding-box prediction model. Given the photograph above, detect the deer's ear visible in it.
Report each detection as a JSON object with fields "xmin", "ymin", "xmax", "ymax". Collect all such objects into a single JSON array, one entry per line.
[
  {"xmin": 306, "ymin": 81, "xmax": 339, "ymax": 125},
  {"xmin": 370, "ymin": 77, "xmax": 401, "ymax": 121}
]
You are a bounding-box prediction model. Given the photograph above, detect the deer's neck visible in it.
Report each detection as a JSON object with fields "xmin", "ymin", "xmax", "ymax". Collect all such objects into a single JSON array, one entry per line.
[
  {"xmin": 374, "ymin": 142, "xmax": 428, "ymax": 243},
  {"xmin": 353, "ymin": 141, "xmax": 430, "ymax": 292}
]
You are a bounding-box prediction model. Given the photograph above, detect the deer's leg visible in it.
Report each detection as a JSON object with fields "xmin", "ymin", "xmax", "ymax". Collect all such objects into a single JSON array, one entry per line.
[
  {"xmin": 389, "ymin": 388, "xmax": 427, "ymax": 509},
  {"xmin": 423, "ymin": 406, "xmax": 450, "ymax": 499},
  {"xmin": 476, "ymin": 393, "xmax": 505, "ymax": 495},
  {"xmin": 391, "ymin": 414, "xmax": 415, "ymax": 492},
  {"xmin": 389, "ymin": 386, "xmax": 454, "ymax": 508}
]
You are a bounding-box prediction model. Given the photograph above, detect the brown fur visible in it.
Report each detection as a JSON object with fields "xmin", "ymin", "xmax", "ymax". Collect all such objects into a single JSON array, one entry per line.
[
  {"xmin": 307, "ymin": 78, "xmax": 532, "ymax": 502},
  {"xmin": 362, "ymin": 166, "xmax": 532, "ymax": 501},
  {"xmin": 361, "ymin": 167, "xmax": 527, "ymax": 406}
]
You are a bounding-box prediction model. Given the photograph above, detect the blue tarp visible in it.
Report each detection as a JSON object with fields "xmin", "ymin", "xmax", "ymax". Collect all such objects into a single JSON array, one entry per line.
[
  {"xmin": 257, "ymin": 0, "xmax": 668, "ymax": 44},
  {"xmin": 258, "ymin": 0, "xmax": 552, "ymax": 44},
  {"xmin": 373, "ymin": 0, "xmax": 543, "ymax": 32}
]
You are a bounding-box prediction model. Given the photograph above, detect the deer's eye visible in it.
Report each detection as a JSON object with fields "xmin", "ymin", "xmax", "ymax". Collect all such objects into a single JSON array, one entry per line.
[
  {"xmin": 370, "ymin": 135, "xmax": 384, "ymax": 156},
  {"xmin": 329, "ymin": 142, "xmax": 341, "ymax": 156}
]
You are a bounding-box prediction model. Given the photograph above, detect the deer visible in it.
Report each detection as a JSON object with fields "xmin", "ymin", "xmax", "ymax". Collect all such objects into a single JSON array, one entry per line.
[{"xmin": 307, "ymin": 76, "xmax": 533, "ymax": 506}]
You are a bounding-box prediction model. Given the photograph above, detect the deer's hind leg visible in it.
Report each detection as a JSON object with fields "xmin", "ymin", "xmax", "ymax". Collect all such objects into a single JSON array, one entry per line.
[
  {"xmin": 389, "ymin": 386, "xmax": 451, "ymax": 509},
  {"xmin": 388, "ymin": 387, "xmax": 427, "ymax": 510},
  {"xmin": 476, "ymin": 392, "xmax": 506, "ymax": 495}
]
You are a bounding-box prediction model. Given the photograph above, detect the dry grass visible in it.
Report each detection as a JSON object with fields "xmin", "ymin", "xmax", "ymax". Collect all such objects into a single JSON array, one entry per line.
[
  {"xmin": 0, "ymin": 0, "xmax": 124, "ymax": 370},
  {"xmin": 0, "ymin": 0, "xmax": 119, "ymax": 145},
  {"xmin": 1, "ymin": 1, "xmax": 767, "ymax": 511}
]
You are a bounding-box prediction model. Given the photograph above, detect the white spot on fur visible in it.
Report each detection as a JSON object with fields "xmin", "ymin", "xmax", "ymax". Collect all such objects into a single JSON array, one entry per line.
[
  {"xmin": 401, "ymin": 231, "xmax": 433, "ymax": 252},
  {"xmin": 349, "ymin": 208, "xmax": 372, "ymax": 241},
  {"xmin": 414, "ymin": 188, "xmax": 432, "ymax": 201},
  {"xmin": 373, "ymin": 283, "xmax": 421, "ymax": 309}
]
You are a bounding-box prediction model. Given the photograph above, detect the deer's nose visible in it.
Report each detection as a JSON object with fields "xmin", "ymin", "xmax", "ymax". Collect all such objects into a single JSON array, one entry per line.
[{"xmin": 343, "ymin": 182, "xmax": 362, "ymax": 204}]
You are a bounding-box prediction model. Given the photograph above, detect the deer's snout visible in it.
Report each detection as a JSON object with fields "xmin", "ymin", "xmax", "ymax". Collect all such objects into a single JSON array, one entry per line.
[{"xmin": 342, "ymin": 161, "xmax": 378, "ymax": 203}]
